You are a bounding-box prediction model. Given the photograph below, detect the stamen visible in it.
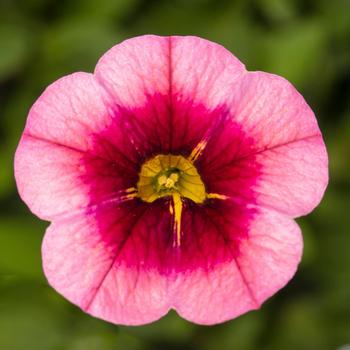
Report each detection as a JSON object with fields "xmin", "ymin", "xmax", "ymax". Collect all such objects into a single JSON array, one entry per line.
[
  {"xmin": 171, "ymin": 192, "xmax": 183, "ymax": 247},
  {"xmin": 125, "ymin": 187, "xmax": 137, "ymax": 193},
  {"xmin": 120, "ymin": 192, "xmax": 138, "ymax": 201},
  {"xmin": 207, "ymin": 193, "xmax": 228, "ymax": 200},
  {"xmin": 188, "ymin": 140, "xmax": 207, "ymax": 163},
  {"xmin": 120, "ymin": 188, "xmax": 138, "ymax": 201}
]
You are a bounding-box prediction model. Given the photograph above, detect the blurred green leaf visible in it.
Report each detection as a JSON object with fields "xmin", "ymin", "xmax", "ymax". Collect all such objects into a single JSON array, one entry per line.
[
  {"xmin": 0, "ymin": 216, "xmax": 46, "ymax": 279},
  {"xmin": 0, "ymin": 22, "xmax": 32, "ymax": 80},
  {"xmin": 0, "ymin": 150, "xmax": 14, "ymax": 198},
  {"xmin": 198, "ymin": 313, "xmax": 263, "ymax": 350},
  {"xmin": 259, "ymin": 20, "xmax": 328, "ymax": 87},
  {"xmin": 264, "ymin": 298, "xmax": 330, "ymax": 350},
  {"xmin": 124, "ymin": 311, "xmax": 195, "ymax": 343},
  {"xmin": 327, "ymin": 112, "xmax": 350, "ymax": 183},
  {"xmin": 256, "ymin": 0, "xmax": 297, "ymax": 23},
  {"xmin": 40, "ymin": 19, "xmax": 123, "ymax": 82},
  {"xmin": 0, "ymin": 283, "xmax": 68, "ymax": 350},
  {"xmin": 297, "ymin": 218, "xmax": 317, "ymax": 267},
  {"xmin": 65, "ymin": 0, "xmax": 139, "ymax": 22}
]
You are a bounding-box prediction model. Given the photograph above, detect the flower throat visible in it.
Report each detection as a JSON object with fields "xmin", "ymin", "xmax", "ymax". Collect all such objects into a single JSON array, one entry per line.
[{"xmin": 126, "ymin": 142, "xmax": 227, "ymax": 246}]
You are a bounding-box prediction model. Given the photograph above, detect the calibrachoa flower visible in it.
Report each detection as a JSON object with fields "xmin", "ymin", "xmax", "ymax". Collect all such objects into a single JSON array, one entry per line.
[{"xmin": 15, "ymin": 35, "xmax": 328, "ymax": 325}]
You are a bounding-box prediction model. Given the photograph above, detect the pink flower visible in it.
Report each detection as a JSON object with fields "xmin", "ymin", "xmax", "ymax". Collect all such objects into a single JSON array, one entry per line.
[{"xmin": 14, "ymin": 35, "xmax": 328, "ymax": 325}]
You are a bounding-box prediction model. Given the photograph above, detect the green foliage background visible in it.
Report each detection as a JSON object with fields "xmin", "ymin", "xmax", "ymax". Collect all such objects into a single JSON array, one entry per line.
[{"xmin": 0, "ymin": 0, "xmax": 349, "ymax": 349}]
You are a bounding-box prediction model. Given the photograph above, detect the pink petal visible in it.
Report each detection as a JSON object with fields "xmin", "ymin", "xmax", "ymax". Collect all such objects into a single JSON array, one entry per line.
[
  {"xmin": 42, "ymin": 195, "xmax": 257, "ymax": 325},
  {"xmin": 170, "ymin": 36, "xmax": 246, "ymax": 107},
  {"xmin": 172, "ymin": 208, "xmax": 302, "ymax": 325},
  {"xmin": 234, "ymin": 72, "xmax": 322, "ymax": 150},
  {"xmin": 238, "ymin": 72, "xmax": 328, "ymax": 216},
  {"xmin": 22, "ymin": 72, "xmax": 111, "ymax": 153},
  {"xmin": 253, "ymin": 135, "xmax": 328, "ymax": 216},
  {"xmin": 94, "ymin": 36, "xmax": 246, "ymax": 151},
  {"xmin": 15, "ymin": 135, "xmax": 91, "ymax": 220},
  {"xmin": 42, "ymin": 201, "xmax": 171, "ymax": 326},
  {"xmin": 14, "ymin": 73, "xmax": 137, "ymax": 220},
  {"xmin": 94, "ymin": 35, "xmax": 170, "ymax": 108},
  {"xmin": 169, "ymin": 35, "xmax": 246, "ymax": 151},
  {"xmin": 95, "ymin": 35, "xmax": 245, "ymax": 109},
  {"xmin": 203, "ymin": 71, "xmax": 328, "ymax": 217},
  {"xmin": 42, "ymin": 194, "xmax": 299, "ymax": 325}
]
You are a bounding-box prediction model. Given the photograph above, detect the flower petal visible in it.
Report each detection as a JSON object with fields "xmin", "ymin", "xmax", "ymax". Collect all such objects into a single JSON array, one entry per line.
[
  {"xmin": 15, "ymin": 72, "xmax": 138, "ymax": 220},
  {"xmin": 253, "ymin": 135, "xmax": 328, "ymax": 216},
  {"xmin": 237, "ymin": 72, "xmax": 328, "ymax": 216},
  {"xmin": 95, "ymin": 35, "xmax": 245, "ymax": 109},
  {"xmin": 94, "ymin": 35, "xmax": 170, "ymax": 108},
  {"xmin": 202, "ymin": 71, "xmax": 328, "ymax": 217},
  {"xmin": 94, "ymin": 35, "xmax": 246, "ymax": 153},
  {"xmin": 21, "ymin": 72, "xmax": 112, "ymax": 154},
  {"xmin": 171, "ymin": 208, "xmax": 302, "ymax": 325},
  {"xmin": 170, "ymin": 36, "xmax": 246, "ymax": 107},
  {"xmin": 170, "ymin": 36, "xmax": 246, "ymax": 151},
  {"xmin": 42, "ymin": 201, "xmax": 171, "ymax": 325}
]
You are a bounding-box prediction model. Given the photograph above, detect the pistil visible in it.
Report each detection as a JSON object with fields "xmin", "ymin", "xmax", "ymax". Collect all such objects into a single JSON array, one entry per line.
[{"xmin": 170, "ymin": 192, "xmax": 183, "ymax": 247}]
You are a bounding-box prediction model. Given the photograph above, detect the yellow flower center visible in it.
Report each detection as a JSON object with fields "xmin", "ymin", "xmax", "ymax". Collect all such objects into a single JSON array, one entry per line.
[
  {"xmin": 137, "ymin": 154, "xmax": 206, "ymax": 204},
  {"xmin": 125, "ymin": 142, "xmax": 227, "ymax": 246}
]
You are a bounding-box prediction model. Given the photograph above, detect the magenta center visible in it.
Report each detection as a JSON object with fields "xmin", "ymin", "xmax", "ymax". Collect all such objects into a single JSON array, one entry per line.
[{"xmin": 82, "ymin": 94, "xmax": 262, "ymax": 272}]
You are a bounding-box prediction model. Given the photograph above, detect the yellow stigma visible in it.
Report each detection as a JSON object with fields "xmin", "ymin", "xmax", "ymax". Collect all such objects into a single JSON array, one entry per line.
[
  {"xmin": 170, "ymin": 192, "xmax": 183, "ymax": 247},
  {"xmin": 158, "ymin": 173, "xmax": 179, "ymax": 189},
  {"xmin": 135, "ymin": 147, "xmax": 227, "ymax": 246}
]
